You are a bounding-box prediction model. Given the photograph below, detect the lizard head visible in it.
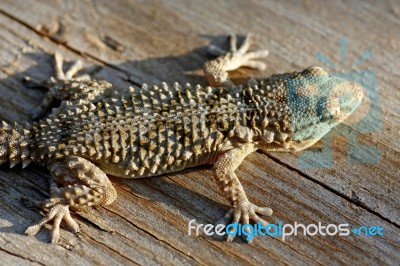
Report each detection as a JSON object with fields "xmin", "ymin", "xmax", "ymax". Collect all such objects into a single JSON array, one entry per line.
[
  {"xmin": 286, "ymin": 66, "xmax": 363, "ymax": 151},
  {"xmin": 256, "ymin": 67, "xmax": 363, "ymax": 153}
]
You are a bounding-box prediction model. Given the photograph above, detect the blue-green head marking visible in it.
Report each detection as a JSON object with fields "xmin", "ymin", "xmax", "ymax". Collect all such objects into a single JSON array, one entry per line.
[
  {"xmin": 253, "ymin": 67, "xmax": 363, "ymax": 153},
  {"xmin": 285, "ymin": 66, "xmax": 363, "ymax": 149}
]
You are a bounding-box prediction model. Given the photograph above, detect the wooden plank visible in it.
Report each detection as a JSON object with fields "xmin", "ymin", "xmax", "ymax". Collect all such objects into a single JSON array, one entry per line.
[
  {"xmin": 0, "ymin": 0, "xmax": 399, "ymax": 265},
  {"xmin": 1, "ymin": 0, "xmax": 399, "ymax": 226}
]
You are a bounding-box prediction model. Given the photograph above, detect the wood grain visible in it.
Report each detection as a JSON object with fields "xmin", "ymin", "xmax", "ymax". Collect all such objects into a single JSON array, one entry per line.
[{"xmin": 0, "ymin": 0, "xmax": 399, "ymax": 265}]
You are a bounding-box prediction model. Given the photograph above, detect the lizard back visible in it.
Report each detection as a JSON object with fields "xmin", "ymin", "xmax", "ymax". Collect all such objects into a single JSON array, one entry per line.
[{"xmin": 30, "ymin": 82, "xmax": 256, "ymax": 178}]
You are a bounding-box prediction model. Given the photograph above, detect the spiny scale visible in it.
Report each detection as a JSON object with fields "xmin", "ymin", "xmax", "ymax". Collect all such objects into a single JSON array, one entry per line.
[
  {"xmin": 0, "ymin": 121, "xmax": 31, "ymax": 168},
  {"xmin": 9, "ymin": 77, "xmax": 292, "ymax": 178}
]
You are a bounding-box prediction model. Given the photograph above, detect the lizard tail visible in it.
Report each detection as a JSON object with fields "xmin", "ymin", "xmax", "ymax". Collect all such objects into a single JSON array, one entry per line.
[{"xmin": 0, "ymin": 121, "xmax": 32, "ymax": 168}]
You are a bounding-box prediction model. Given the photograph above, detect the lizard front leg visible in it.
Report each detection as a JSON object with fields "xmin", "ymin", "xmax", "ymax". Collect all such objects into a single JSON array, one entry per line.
[
  {"xmin": 213, "ymin": 143, "xmax": 273, "ymax": 242},
  {"xmin": 203, "ymin": 33, "xmax": 269, "ymax": 86},
  {"xmin": 25, "ymin": 156, "xmax": 117, "ymax": 243}
]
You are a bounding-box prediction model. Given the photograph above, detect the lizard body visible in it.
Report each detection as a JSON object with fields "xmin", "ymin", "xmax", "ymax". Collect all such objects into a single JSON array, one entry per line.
[{"xmin": 0, "ymin": 34, "xmax": 363, "ymax": 243}]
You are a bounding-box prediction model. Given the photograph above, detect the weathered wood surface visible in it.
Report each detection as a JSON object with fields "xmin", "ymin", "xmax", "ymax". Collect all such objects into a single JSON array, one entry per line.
[{"xmin": 0, "ymin": 0, "xmax": 399, "ymax": 265}]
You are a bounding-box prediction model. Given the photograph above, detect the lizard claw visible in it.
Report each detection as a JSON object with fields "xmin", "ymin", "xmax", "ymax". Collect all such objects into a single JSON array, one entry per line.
[
  {"xmin": 216, "ymin": 201, "xmax": 273, "ymax": 242},
  {"xmin": 25, "ymin": 204, "xmax": 79, "ymax": 243}
]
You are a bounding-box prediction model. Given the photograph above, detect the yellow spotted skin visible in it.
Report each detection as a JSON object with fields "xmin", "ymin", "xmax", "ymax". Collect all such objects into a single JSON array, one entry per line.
[{"xmin": 1, "ymin": 34, "xmax": 363, "ymax": 243}]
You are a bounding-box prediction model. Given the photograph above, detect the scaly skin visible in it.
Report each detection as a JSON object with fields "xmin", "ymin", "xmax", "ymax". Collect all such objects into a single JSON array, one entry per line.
[{"xmin": 0, "ymin": 34, "xmax": 363, "ymax": 243}]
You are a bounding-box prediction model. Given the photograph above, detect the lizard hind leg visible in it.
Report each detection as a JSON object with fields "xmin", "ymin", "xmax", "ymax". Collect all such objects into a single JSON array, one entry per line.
[
  {"xmin": 25, "ymin": 156, "xmax": 117, "ymax": 243},
  {"xmin": 203, "ymin": 33, "xmax": 270, "ymax": 86},
  {"xmin": 31, "ymin": 53, "xmax": 112, "ymax": 119}
]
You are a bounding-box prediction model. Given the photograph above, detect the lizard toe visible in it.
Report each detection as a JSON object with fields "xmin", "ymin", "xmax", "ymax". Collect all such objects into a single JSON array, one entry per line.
[
  {"xmin": 25, "ymin": 204, "xmax": 79, "ymax": 243},
  {"xmin": 216, "ymin": 201, "xmax": 273, "ymax": 242}
]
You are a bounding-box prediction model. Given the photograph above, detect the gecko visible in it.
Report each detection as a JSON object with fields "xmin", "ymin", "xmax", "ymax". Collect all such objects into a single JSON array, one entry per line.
[{"xmin": 0, "ymin": 34, "xmax": 363, "ymax": 243}]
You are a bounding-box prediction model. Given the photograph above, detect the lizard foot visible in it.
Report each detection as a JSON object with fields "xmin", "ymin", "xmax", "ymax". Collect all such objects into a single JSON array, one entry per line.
[
  {"xmin": 53, "ymin": 52, "xmax": 86, "ymax": 81},
  {"xmin": 204, "ymin": 33, "xmax": 269, "ymax": 86},
  {"xmin": 25, "ymin": 204, "xmax": 79, "ymax": 243},
  {"xmin": 216, "ymin": 201, "xmax": 273, "ymax": 243},
  {"xmin": 207, "ymin": 33, "xmax": 270, "ymax": 71},
  {"xmin": 25, "ymin": 53, "xmax": 86, "ymax": 91}
]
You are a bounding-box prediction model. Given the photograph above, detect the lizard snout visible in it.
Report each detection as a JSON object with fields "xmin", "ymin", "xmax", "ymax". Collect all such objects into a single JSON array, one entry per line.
[{"xmin": 327, "ymin": 81, "xmax": 364, "ymax": 122}]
